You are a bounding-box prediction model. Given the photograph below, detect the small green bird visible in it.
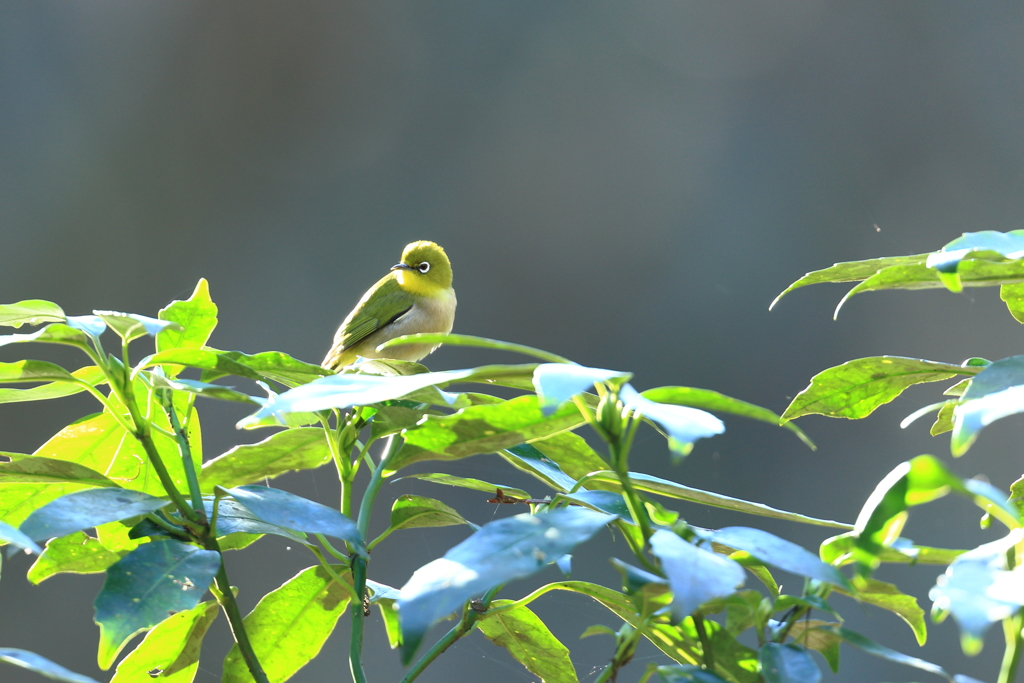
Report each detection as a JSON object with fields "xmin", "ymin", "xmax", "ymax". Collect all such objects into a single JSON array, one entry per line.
[{"xmin": 322, "ymin": 241, "xmax": 456, "ymax": 370}]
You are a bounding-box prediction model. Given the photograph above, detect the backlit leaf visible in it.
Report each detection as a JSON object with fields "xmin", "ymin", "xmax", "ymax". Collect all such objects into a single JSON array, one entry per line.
[
  {"xmin": 200, "ymin": 429, "xmax": 331, "ymax": 491},
  {"xmin": 782, "ymin": 356, "xmax": 972, "ymax": 421},
  {"xmin": 477, "ymin": 600, "xmax": 579, "ymax": 683},
  {"xmin": 398, "ymin": 472, "xmax": 530, "ymax": 500},
  {"xmin": 110, "ymin": 599, "xmax": 219, "ymax": 683},
  {"xmin": 222, "ymin": 565, "xmax": 352, "ymax": 683},
  {"xmin": 0, "ymin": 366, "xmax": 106, "ymax": 405},
  {"xmin": 389, "ymin": 495, "xmax": 472, "ymax": 530},
  {"xmin": 157, "ymin": 279, "xmax": 218, "ymax": 357},
  {"xmin": 94, "ymin": 311, "xmax": 181, "ymax": 343},
  {"xmin": 28, "ymin": 531, "xmax": 123, "ymax": 584},
  {"xmin": 0, "ymin": 300, "xmax": 66, "ymax": 328}
]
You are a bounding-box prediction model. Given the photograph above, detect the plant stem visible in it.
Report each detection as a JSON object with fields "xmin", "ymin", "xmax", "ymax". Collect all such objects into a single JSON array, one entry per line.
[
  {"xmin": 120, "ymin": 360, "xmax": 197, "ymax": 522},
  {"xmin": 693, "ymin": 615, "xmax": 715, "ymax": 670},
  {"xmin": 999, "ymin": 611, "xmax": 1023, "ymax": 683},
  {"xmin": 348, "ymin": 435, "xmax": 401, "ymax": 683},
  {"xmin": 400, "ymin": 585, "xmax": 501, "ymax": 683},
  {"xmin": 163, "ymin": 391, "xmax": 205, "ymax": 514},
  {"xmin": 211, "ymin": 556, "xmax": 270, "ymax": 683}
]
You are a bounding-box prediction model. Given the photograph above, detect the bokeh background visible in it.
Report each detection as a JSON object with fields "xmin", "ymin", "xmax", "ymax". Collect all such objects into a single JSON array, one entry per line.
[{"xmin": 3, "ymin": 2, "xmax": 1024, "ymax": 682}]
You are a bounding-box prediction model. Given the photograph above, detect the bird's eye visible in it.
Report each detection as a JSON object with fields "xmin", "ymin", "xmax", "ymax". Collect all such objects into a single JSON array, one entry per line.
[{"xmin": 418, "ymin": 262, "xmax": 431, "ymax": 273}]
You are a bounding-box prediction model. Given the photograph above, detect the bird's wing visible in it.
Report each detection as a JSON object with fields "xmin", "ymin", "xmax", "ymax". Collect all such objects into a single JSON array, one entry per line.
[{"xmin": 336, "ymin": 275, "xmax": 415, "ymax": 351}]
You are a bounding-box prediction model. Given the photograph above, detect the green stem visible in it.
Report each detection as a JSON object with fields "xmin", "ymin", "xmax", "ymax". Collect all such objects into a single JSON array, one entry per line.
[
  {"xmin": 998, "ymin": 611, "xmax": 1023, "ymax": 683},
  {"xmin": 400, "ymin": 585, "xmax": 501, "ymax": 683},
  {"xmin": 349, "ymin": 434, "xmax": 402, "ymax": 683},
  {"xmin": 693, "ymin": 615, "xmax": 714, "ymax": 670},
  {"xmin": 163, "ymin": 390, "xmax": 204, "ymax": 514},
  {"xmin": 211, "ymin": 556, "xmax": 269, "ymax": 683},
  {"xmin": 120, "ymin": 359, "xmax": 196, "ymax": 522}
]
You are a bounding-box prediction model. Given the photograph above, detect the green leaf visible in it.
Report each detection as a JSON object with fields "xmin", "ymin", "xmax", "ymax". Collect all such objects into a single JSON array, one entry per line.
[
  {"xmin": 930, "ymin": 402, "xmax": 955, "ymax": 436},
  {"xmin": 820, "ymin": 532, "xmax": 964, "ymax": 567},
  {"xmin": 28, "ymin": 531, "xmax": 123, "ymax": 584},
  {"xmin": 833, "ymin": 577, "xmax": 926, "ymax": 645},
  {"xmin": 709, "ymin": 527, "xmax": 851, "ymax": 590},
  {"xmin": 623, "ymin": 385, "xmax": 725, "ymax": 458},
  {"xmin": 851, "ymin": 456, "xmax": 1020, "ymax": 574},
  {"xmin": 389, "ymin": 494, "xmax": 473, "ymax": 530},
  {"xmin": 380, "ymin": 332, "xmax": 572, "ymax": 363},
  {"xmin": 501, "ymin": 443, "xmax": 581, "ymax": 493},
  {"xmin": 0, "ymin": 300, "xmax": 66, "ymax": 327},
  {"xmin": 224, "ymin": 485, "xmax": 365, "ymax": 556},
  {"xmin": 951, "ymin": 355, "xmax": 1024, "ymax": 455},
  {"xmin": 0, "ymin": 360, "xmax": 76, "ymax": 383},
  {"xmin": 477, "ymin": 600, "xmax": 579, "ymax": 683},
  {"xmin": 398, "ymin": 472, "xmax": 530, "ymax": 500},
  {"xmin": 398, "ymin": 508, "xmax": 615, "ymax": 662},
  {"xmin": 759, "ymin": 643, "xmax": 820, "ymax": 683},
  {"xmin": 110, "ymin": 599, "xmax": 219, "ymax": 683},
  {"xmin": 770, "ymin": 254, "xmax": 931, "ymax": 309},
  {"xmin": 222, "ymin": 565, "xmax": 352, "ymax": 683},
  {"xmin": 94, "ymin": 540, "xmax": 221, "ymax": 669},
  {"xmin": 1000, "ymin": 282, "xmax": 1024, "ymax": 323},
  {"xmin": 94, "ymin": 311, "xmax": 182, "ymax": 343},
  {"xmin": 141, "ymin": 373, "xmax": 257, "ymax": 404},
  {"xmin": 157, "ymin": 279, "xmax": 218, "ymax": 359},
  {"xmin": 786, "ymin": 621, "xmax": 842, "ymax": 673},
  {"xmin": 650, "ymin": 530, "xmax": 745, "ymax": 620},
  {"xmin": 388, "ymin": 396, "xmax": 586, "ymax": 473},
  {"xmin": 199, "ymin": 428, "xmax": 331, "ymax": 491},
  {"xmin": 0, "ymin": 366, "xmax": 106, "ymax": 405},
  {"xmin": 520, "ymin": 432, "xmax": 606, "ymax": 481},
  {"xmin": 929, "ymin": 230, "xmax": 1024, "ymax": 273},
  {"xmin": 376, "ymin": 598, "xmax": 402, "ymax": 649},
  {"xmin": 533, "ymin": 363, "xmax": 631, "ymax": 415},
  {"xmin": 823, "ymin": 625, "xmax": 950, "ymax": 679},
  {"xmin": 370, "ymin": 404, "xmax": 431, "ymax": 439},
  {"xmin": 0, "ymin": 456, "xmax": 116, "ymax": 487},
  {"xmin": 140, "ymin": 348, "xmax": 263, "ymax": 381},
  {"xmin": 782, "ymin": 356, "xmax": 973, "ymax": 421},
  {"xmin": 0, "ymin": 648, "xmax": 100, "ymax": 683},
  {"xmin": 0, "ymin": 323, "xmax": 92, "ymax": 351},
  {"xmin": 0, "ymin": 519, "xmax": 43, "ymax": 555},
  {"xmin": 584, "ymin": 471, "xmax": 852, "ymax": 529},
  {"xmin": 203, "ymin": 349, "xmax": 332, "ymax": 386},
  {"xmin": 20, "ymin": 488, "xmax": 169, "ymax": 542},
  {"xmin": 642, "ymin": 387, "xmax": 814, "ymax": 450}
]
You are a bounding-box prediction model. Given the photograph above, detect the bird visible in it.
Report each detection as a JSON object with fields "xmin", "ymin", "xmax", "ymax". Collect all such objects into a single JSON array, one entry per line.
[{"xmin": 322, "ymin": 241, "xmax": 456, "ymax": 370}]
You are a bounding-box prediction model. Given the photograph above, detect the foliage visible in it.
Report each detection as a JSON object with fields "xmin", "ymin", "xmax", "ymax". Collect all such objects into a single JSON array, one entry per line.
[{"xmin": 2, "ymin": 231, "xmax": 1022, "ymax": 683}]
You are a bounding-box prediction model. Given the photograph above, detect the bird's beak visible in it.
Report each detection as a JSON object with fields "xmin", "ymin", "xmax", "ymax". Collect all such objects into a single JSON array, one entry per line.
[{"xmin": 391, "ymin": 263, "xmax": 413, "ymax": 271}]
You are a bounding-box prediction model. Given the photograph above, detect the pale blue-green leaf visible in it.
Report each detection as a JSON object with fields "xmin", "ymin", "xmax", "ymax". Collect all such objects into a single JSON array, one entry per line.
[
  {"xmin": 560, "ymin": 491, "xmax": 630, "ymax": 518},
  {"xmin": 658, "ymin": 664, "xmax": 730, "ymax": 683},
  {"xmin": 207, "ymin": 498, "xmax": 307, "ymax": 544},
  {"xmin": 927, "ymin": 230, "xmax": 1024, "ymax": 272},
  {"xmin": 94, "ymin": 311, "xmax": 182, "ymax": 342},
  {"xmin": 708, "ymin": 527, "xmax": 851, "ymax": 590},
  {"xmin": 66, "ymin": 315, "xmax": 107, "ymax": 337},
  {"xmin": 621, "ymin": 385, "xmax": 724, "ymax": 458},
  {"xmin": 397, "ymin": 507, "xmax": 615, "ymax": 663},
  {"xmin": 0, "ymin": 519, "xmax": 43, "ymax": 555},
  {"xmin": 223, "ymin": 485, "xmax": 365, "ymax": 556},
  {"xmin": 759, "ymin": 643, "xmax": 820, "ymax": 683},
  {"xmin": 366, "ymin": 579, "xmax": 401, "ymax": 603},
  {"xmin": 951, "ymin": 355, "xmax": 1024, "ymax": 456},
  {"xmin": 94, "ymin": 540, "xmax": 221, "ymax": 669},
  {"xmin": 0, "ymin": 648, "xmax": 101, "ymax": 683},
  {"xmin": 650, "ymin": 530, "xmax": 744, "ymax": 621},
  {"xmin": 141, "ymin": 373, "xmax": 257, "ymax": 404},
  {"xmin": 20, "ymin": 489, "xmax": 168, "ymax": 542},
  {"xmin": 532, "ymin": 363, "xmax": 631, "ymax": 415},
  {"xmin": 556, "ymin": 554, "xmax": 572, "ymax": 577}
]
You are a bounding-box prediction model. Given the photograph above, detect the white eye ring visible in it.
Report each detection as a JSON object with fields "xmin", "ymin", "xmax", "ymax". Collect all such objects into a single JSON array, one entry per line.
[{"xmin": 418, "ymin": 262, "xmax": 431, "ymax": 273}]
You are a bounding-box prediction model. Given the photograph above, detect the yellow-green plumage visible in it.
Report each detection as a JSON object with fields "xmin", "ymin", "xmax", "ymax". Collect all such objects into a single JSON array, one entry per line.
[{"xmin": 322, "ymin": 241, "xmax": 456, "ymax": 370}]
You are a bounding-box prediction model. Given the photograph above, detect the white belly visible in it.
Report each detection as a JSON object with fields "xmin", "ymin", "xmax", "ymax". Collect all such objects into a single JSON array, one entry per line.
[{"xmin": 358, "ymin": 289, "xmax": 456, "ymax": 361}]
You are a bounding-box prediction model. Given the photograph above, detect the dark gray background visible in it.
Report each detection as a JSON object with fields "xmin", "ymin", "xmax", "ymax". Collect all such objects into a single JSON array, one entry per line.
[{"xmin": 2, "ymin": 2, "xmax": 1023, "ymax": 682}]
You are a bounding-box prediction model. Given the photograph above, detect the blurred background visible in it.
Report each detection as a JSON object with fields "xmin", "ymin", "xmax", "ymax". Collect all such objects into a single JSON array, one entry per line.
[{"xmin": 2, "ymin": 2, "xmax": 1024, "ymax": 681}]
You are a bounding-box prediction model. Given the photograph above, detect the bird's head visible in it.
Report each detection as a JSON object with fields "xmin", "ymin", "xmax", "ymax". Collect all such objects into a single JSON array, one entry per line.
[{"xmin": 391, "ymin": 241, "xmax": 453, "ymax": 294}]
